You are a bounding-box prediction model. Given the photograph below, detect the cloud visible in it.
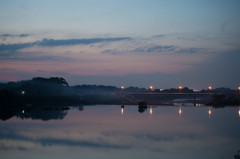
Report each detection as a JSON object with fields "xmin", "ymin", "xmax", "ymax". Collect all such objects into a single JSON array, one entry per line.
[
  {"xmin": 102, "ymin": 45, "xmax": 177, "ymax": 55},
  {"xmin": 0, "ymin": 37, "xmax": 131, "ymax": 52},
  {"xmin": 0, "ymin": 43, "xmax": 35, "ymax": 52},
  {"xmin": 176, "ymin": 48, "xmax": 207, "ymax": 54},
  {"xmin": 131, "ymin": 45, "xmax": 176, "ymax": 53},
  {"xmin": 177, "ymin": 36, "xmax": 196, "ymax": 41},
  {"xmin": 144, "ymin": 45, "xmax": 176, "ymax": 52},
  {"xmin": 177, "ymin": 35, "xmax": 218, "ymax": 41},
  {"xmin": 0, "ymin": 34, "xmax": 30, "ymax": 41},
  {"xmin": 38, "ymin": 37, "xmax": 131, "ymax": 47},
  {"xmin": 19, "ymin": 34, "xmax": 29, "ymax": 37},
  {"xmin": 0, "ymin": 54, "xmax": 75, "ymax": 62},
  {"xmin": 0, "ymin": 33, "xmax": 30, "ymax": 38},
  {"xmin": 102, "ymin": 49, "xmax": 124, "ymax": 55},
  {"xmin": 0, "ymin": 130, "xmax": 131, "ymax": 150},
  {"xmin": 152, "ymin": 34, "xmax": 166, "ymax": 38},
  {"xmin": 37, "ymin": 137, "xmax": 130, "ymax": 149},
  {"xmin": 101, "ymin": 45, "xmax": 207, "ymax": 55}
]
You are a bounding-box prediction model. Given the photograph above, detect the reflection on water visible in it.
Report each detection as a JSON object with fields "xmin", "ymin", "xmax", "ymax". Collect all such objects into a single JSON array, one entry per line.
[
  {"xmin": 178, "ymin": 105, "xmax": 182, "ymax": 116},
  {"xmin": 0, "ymin": 107, "xmax": 69, "ymax": 121},
  {"xmin": 16, "ymin": 108, "xmax": 68, "ymax": 121},
  {"xmin": 78, "ymin": 105, "xmax": 84, "ymax": 111},
  {"xmin": 238, "ymin": 107, "xmax": 240, "ymax": 119},
  {"xmin": 138, "ymin": 102, "xmax": 148, "ymax": 113},
  {"xmin": 121, "ymin": 105, "xmax": 124, "ymax": 115},
  {"xmin": 208, "ymin": 107, "xmax": 212, "ymax": 119},
  {"xmin": 0, "ymin": 105, "xmax": 240, "ymax": 159},
  {"xmin": 0, "ymin": 106, "xmax": 69, "ymax": 121},
  {"xmin": 149, "ymin": 106, "xmax": 153, "ymax": 115}
]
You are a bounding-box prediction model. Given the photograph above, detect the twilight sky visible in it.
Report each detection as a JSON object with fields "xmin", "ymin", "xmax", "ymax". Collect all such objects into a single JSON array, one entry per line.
[{"xmin": 0, "ymin": 0, "xmax": 240, "ymax": 89}]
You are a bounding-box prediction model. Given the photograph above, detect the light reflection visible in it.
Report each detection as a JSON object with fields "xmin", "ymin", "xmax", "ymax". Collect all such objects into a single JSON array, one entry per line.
[
  {"xmin": 1, "ymin": 105, "xmax": 240, "ymax": 159},
  {"xmin": 178, "ymin": 105, "xmax": 182, "ymax": 116},
  {"xmin": 208, "ymin": 107, "xmax": 212, "ymax": 118},
  {"xmin": 149, "ymin": 106, "xmax": 152, "ymax": 115},
  {"xmin": 238, "ymin": 107, "xmax": 240, "ymax": 118},
  {"xmin": 121, "ymin": 105, "xmax": 124, "ymax": 115}
]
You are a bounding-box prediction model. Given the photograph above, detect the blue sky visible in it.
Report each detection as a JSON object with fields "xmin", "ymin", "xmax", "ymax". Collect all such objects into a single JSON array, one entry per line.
[
  {"xmin": 1, "ymin": 0, "xmax": 240, "ymax": 35},
  {"xmin": 0, "ymin": 0, "xmax": 240, "ymax": 89}
]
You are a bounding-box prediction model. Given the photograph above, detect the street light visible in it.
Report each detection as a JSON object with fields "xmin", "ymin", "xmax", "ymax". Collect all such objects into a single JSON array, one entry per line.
[
  {"xmin": 121, "ymin": 86, "xmax": 124, "ymax": 91},
  {"xmin": 21, "ymin": 91, "xmax": 25, "ymax": 95},
  {"xmin": 179, "ymin": 86, "xmax": 182, "ymax": 93},
  {"xmin": 238, "ymin": 86, "xmax": 240, "ymax": 93},
  {"xmin": 208, "ymin": 86, "xmax": 212, "ymax": 93},
  {"xmin": 149, "ymin": 85, "xmax": 153, "ymax": 91}
]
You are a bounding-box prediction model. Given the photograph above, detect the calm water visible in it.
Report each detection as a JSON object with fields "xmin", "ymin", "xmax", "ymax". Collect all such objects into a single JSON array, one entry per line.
[{"xmin": 0, "ymin": 105, "xmax": 240, "ymax": 159}]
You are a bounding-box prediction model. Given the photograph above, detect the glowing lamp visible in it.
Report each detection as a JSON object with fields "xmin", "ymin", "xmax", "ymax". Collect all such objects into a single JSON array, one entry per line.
[
  {"xmin": 179, "ymin": 86, "xmax": 182, "ymax": 93},
  {"xmin": 149, "ymin": 85, "xmax": 153, "ymax": 91}
]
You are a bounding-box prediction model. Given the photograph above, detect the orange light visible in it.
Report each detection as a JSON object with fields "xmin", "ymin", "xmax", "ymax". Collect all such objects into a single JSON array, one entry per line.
[
  {"xmin": 149, "ymin": 85, "xmax": 153, "ymax": 91},
  {"xmin": 238, "ymin": 108, "xmax": 240, "ymax": 118},
  {"xmin": 121, "ymin": 107, "xmax": 124, "ymax": 115},
  {"xmin": 208, "ymin": 86, "xmax": 212, "ymax": 90},
  {"xmin": 150, "ymin": 106, "xmax": 153, "ymax": 115},
  {"xmin": 178, "ymin": 107, "xmax": 182, "ymax": 116},
  {"xmin": 179, "ymin": 86, "xmax": 182, "ymax": 93},
  {"xmin": 121, "ymin": 105, "xmax": 124, "ymax": 115},
  {"xmin": 238, "ymin": 86, "xmax": 240, "ymax": 91},
  {"xmin": 208, "ymin": 108, "xmax": 212, "ymax": 118},
  {"xmin": 121, "ymin": 86, "xmax": 124, "ymax": 91}
]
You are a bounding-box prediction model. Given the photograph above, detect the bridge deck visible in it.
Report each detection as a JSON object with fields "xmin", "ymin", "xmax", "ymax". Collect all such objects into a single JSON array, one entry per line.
[{"xmin": 127, "ymin": 92, "xmax": 239, "ymax": 95}]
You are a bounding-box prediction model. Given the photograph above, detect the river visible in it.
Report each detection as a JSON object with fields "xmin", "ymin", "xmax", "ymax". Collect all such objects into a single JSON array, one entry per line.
[{"xmin": 0, "ymin": 105, "xmax": 240, "ymax": 159}]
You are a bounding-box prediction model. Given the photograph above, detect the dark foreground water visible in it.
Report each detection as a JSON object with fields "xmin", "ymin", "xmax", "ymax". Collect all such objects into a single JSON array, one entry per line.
[{"xmin": 0, "ymin": 105, "xmax": 240, "ymax": 159}]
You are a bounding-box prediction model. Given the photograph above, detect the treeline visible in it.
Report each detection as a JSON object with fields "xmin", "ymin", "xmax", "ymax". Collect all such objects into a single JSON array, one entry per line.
[
  {"xmin": 0, "ymin": 77, "xmax": 148, "ymax": 96},
  {"xmin": 1, "ymin": 77, "xmax": 240, "ymax": 107},
  {"xmin": 1, "ymin": 77, "xmax": 239, "ymax": 120},
  {"xmin": 0, "ymin": 77, "xmax": 71, "ymax": 96},
  {"xmin": 0, "ymin": 77, "xmax": 239, "ymax": 96}
]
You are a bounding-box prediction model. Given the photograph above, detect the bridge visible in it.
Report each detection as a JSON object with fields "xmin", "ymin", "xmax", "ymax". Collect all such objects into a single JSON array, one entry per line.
[
  {"xmin": 128, "ymin": 92, "xmax": 215, "ymax": 95},
  {"xmin": 123, "ymin": 92, "xmax": 240, "ymax": 106},
  {"xmin": 126, "ymin": 92, "xmax": 240, "ymax": 96}
]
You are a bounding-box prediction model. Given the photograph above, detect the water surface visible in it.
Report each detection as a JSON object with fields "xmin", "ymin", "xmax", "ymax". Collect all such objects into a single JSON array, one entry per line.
[{"xmin": 0, "ymin": 105, "xmax": 240, "ymax": 159}]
